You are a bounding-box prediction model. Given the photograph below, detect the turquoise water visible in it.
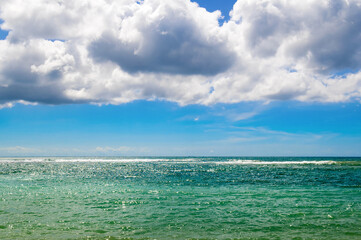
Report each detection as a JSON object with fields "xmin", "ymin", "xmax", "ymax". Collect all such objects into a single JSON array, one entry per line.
[{"xmin": 0, "ymin": 157, "xmax": 360, "ymax": 239}]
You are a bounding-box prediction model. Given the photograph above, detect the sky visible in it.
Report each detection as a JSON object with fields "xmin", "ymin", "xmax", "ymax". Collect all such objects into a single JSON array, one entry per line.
[{"xmin": 0, "ymin": 0, "xmax": 361, "ymax": 156}]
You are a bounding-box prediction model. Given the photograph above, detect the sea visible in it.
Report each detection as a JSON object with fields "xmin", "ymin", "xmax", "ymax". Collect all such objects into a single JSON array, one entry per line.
[{"xmin": 0, "ymin": 157, "xmax": 360, "ymax": 239}]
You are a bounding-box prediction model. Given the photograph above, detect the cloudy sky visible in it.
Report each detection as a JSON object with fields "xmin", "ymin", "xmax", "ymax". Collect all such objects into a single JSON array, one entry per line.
[{"xmin": 0, "ymin": 0, "xmax": 361, "ymax": 156}]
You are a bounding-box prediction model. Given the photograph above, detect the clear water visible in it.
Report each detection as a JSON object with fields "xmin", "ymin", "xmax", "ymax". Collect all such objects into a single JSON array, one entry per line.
[{"xmin": 0, "ymin": 157, "xmax": 360, "ymax": 239}]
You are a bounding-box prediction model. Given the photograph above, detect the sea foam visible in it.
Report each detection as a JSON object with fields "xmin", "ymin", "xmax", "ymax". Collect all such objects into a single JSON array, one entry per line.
[
  {"xmin": 213, "ymin": 160, "xmax": 336, "ymax": 165},
  {"xmin": 0, "ymin": 157, "xmax": 336, "ymax": 165}
]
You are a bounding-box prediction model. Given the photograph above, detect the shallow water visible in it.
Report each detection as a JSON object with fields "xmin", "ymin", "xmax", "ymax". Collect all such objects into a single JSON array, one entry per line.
[{"xmin": 0, "ymin": 157, "xmax": 360, "ymax": 239}]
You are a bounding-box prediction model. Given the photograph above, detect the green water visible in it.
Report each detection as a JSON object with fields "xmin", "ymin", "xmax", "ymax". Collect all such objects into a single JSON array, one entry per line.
[{"xmin": 0, "ymin": 157, "xmax": 360, "ymax": 239}]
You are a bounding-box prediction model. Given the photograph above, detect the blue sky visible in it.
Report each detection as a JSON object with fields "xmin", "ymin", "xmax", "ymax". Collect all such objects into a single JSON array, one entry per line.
[
  {"xmin": 193, "ymin": 0, "xmax": 236, "ymax": 23},
  {"xmin": 1, "ymin": 0, "xmax": 361, "ymax": 156},
  {"xmin": 0, "ymin": 19, "xmax": 8, "ymax": 40},
  {"xmin": 1, "ymin": 101, "xmax": 361, "ymax": 156}
]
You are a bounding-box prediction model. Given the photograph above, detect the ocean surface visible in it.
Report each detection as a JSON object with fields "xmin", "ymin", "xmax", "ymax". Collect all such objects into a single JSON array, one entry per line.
[{"xmin": 0, "ymin": 157, "xmax": 360, "ymax": 239}]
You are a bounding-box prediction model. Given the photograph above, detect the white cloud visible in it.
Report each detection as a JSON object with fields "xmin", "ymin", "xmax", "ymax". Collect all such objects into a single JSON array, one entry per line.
[
  {"xmin": 0, "ymin": 102, "xmax": 13, "ymax": 109},
  {"xmin": 94, "ymin": 146, "xmax": 151, "ymax": 155},
  {"xmin": 0, "ymin": 0, "xmax": 361, "ymax": 107},
  {"xmin": 89, "ymin": 0, "xmax": 235, "ymax": 75},
  {"xmin": 0, "ymin": 146, "xmax": 41, "ymax": 154},
  {"xmin": 95, "ymin": 146, "xmax": 133, "ymax": 153}
]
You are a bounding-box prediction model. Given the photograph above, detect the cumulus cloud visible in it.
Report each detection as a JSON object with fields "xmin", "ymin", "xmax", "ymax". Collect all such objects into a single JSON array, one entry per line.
[
  {"xmin": 230, "ymin": 0, "xmax": 361, "ymax": 73},
  {"xmin": 89, "ymin": 0, "xmax": 235, "ymax": 75},
  {"xmin": 0, "ymin": 0, "xmax": 360, "ymax": 106}
]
